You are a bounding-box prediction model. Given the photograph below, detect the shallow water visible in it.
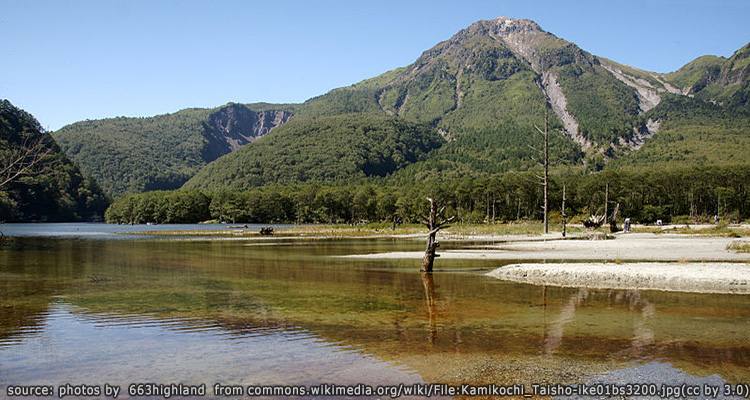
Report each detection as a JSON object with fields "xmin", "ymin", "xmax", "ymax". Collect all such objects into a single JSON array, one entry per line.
[
  {"xmin": 1, "ymin": 225, "xmax": 749, "ymax": 398},
  {"xmin": 0, "ymin": 222, "xmax": 294, "ymax": 239}
]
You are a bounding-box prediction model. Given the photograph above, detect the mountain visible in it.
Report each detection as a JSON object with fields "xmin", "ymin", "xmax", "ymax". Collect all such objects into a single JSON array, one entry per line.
[
  {"xmin": 665, "ymin": 42, "xmax": 750, "ymax": 108},
  {"xmin": 53, "ymin": 103, "xmax": 295, "ymax": 197},
  {"xmin": 0, "ymin": 99, "xmax": 108, "ymax": 221},
  {"xmin": 56, "ymin": 17, "xmax": 750, "ymax": 193},
  {"xmin": 185, "ymin": 17, "xmax": 675, "ymax": 190},
  {"xmin": 599, "ymin": 43, "xmax": 750, "ymax": 169}
]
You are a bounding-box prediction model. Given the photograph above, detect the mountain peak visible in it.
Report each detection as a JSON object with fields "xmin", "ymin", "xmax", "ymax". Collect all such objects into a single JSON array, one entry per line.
[
  {"xmin": 484, "ymin": 16, "xmax": 543, "ymax": 34},
  {"xmin": 456, "ymin": 16, "xmax": 587, "ymax": 73},
  {"xmin": 458, "ymin": 16, "xmax": 546, "ymax": 40}
]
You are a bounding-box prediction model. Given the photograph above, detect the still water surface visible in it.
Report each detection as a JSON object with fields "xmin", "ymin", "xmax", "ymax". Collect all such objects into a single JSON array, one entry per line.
[{"xmin": 0, "ymin": 224, "xmax": 748, "ymax": 398}]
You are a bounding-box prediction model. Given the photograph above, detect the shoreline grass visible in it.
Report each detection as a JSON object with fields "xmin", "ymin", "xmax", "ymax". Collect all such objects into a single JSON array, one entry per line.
[
  {"xmin": 122, "ymin": 221, "xmax": 749, "ymax": 239},
  {"xmin": 727, "ymin": 240, "xmax": 750, "ymax": 253}
]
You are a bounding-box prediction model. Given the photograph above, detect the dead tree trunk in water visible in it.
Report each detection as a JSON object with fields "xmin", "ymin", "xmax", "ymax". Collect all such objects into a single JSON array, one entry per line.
[{"xmin": 421, "ymin": 198, "xmax": 454, "ymax": 272}]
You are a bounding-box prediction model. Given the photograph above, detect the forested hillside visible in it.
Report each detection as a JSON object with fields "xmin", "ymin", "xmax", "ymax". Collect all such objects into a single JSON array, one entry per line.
[
  {"xmin": 664, "ymin": 42, "xmax": 750, "ymax": 110},
  {"xmin": 0, "ymin": 100, "xmax": 108, "ymax": 221},
  {"xmin": 183, "ymin": 113, "xmax": 445, "ymax": 190},
  {"xmin": 611, "ymin": 95, "xmax": 750, "ymax": 168},
  {"xmin": 53, "ymin": 103, "xmax": 295, "ymax": 197}
]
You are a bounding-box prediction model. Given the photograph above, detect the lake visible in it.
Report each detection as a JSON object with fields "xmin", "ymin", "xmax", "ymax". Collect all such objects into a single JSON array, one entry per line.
[{"xmin": 1, "ymin": 223, "xmax": 748, "ymax": 399}]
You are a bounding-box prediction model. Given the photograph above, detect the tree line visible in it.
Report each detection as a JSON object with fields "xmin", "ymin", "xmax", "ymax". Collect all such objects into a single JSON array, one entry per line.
[{"xmin": 105, "ymin": 164, "xmax": 749, "ymax": 225}]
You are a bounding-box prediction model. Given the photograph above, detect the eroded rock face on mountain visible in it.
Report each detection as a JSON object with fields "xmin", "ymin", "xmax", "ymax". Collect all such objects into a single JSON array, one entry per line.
[
  {"xmin": 208, "ymin": 104, "xmax": 293, "ymax": 152},
  {"xmin": 540, "ymin": 71, "xmax": 588, "ymax": 150}
]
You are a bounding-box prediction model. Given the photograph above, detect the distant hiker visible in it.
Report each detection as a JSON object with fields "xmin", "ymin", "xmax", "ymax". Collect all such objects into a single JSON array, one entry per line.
[
  {"xmin": 624, "ymin": 217, "xmax": 631, "ymax": 232},
  {"xmin": 714, "ymin": 214, "xmax": 720, "ymax": 225}
]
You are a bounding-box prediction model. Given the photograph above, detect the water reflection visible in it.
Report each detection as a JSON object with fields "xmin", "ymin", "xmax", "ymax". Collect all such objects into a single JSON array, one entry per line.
[
  {"xmin": 1, "ymin": 236, "xmax": 749, "ymax": 391},
  {"xmin": 541, "ymin": 288, "xmax": 657, "ymax": 357},
  {"xmin": 1, "ymin": 304, "xmax": 427, "ymax": 394},
  {"xmin": 421, "ymin": 272, "xmax": 438, "ymax": 345}
]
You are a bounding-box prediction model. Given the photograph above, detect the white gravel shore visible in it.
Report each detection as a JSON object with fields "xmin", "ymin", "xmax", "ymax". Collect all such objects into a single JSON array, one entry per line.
[
  {"xmin": 339, "ymin": 232, "xmax": 750, "ymax": 293},
  {"xmin": 487, "ymin": 262, "xmax": 750, "ymax": 294},
  {"xmin": 341, "ymin": 233, "xmax": 750, "ymax": 262}
]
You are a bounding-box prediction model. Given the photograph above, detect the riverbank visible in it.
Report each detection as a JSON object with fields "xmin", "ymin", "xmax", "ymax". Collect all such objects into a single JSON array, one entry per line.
[
  {"xmin": 487, "ymin": 262, "xmax": 750, "ymax": 294},
  {"xmin": 342, "ymin": 233, "xmax": 750, "ymax": 262},
  {"xmin": 338, "ymin": 231, "xmax": 750, "ymax": 294}
]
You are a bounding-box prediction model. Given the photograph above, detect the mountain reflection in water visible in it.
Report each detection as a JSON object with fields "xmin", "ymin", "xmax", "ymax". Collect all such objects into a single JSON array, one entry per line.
[{"xmin": 1, "ymin": 231, "xmax": 748, "ymax": 395}]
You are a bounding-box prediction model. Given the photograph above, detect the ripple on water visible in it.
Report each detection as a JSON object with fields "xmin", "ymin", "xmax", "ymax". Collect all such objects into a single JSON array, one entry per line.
[{"xmin": 0, "ymin": 303, "xmax": 429, "ymax": 393}]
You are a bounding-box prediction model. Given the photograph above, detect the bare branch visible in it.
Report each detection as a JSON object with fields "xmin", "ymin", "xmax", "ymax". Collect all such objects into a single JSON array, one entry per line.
[
  {"xmin": 533, "ymin": 124, "xmax": 545, "ymax": 136},
  {"xmin": 1, "ymin": 135, "xmax": 53, "ymax": 189}
]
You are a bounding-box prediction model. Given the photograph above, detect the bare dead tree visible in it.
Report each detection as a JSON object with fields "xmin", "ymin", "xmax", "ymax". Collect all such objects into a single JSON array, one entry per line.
[
  {"xmin": 1, "ymin": 135, "xmax": 52, "ymax": 189},
  {"xmin": 604, "ymin": 183, "xmax": 609, "ymax": 225},
  {"xmin": 561, "ymin": 182, "xmax": 567, "ymax": 238},
  {"xmin": 609, "ymin": 202, "xmax": 621, "ymax": 233},
  {"xmin": 530, "ymin": 83, "xmax": 551, "ymax": 234},
  {"xmin": 421, "ymin": 197, "xmax": 454, "ymax": 272}
]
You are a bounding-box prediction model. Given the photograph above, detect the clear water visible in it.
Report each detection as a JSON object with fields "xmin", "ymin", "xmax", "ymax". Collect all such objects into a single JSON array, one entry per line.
[
  {"xmin": 1, "ymin": 224, "xmax": 748, "ymax": 399},
  {"xmin": 0, "ymin": 222, "xmax": 294, "ymax": 239}
]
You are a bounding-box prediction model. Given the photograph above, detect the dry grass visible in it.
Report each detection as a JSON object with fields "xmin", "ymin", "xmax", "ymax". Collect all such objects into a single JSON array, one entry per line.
[
  {"xmin": 125, "ymin": 221, "xmax": 749, "ymax": 240},
  {"xmin": 727, "ymin": 240, "xmax": 750, "ymax": 253},
  {"xmin": 632, "ymin": 223, "xmax": 748, "ymax": 237},
  {"xmin": 126, "ymin": 222, "xmax": 587, "ymax": 239}
]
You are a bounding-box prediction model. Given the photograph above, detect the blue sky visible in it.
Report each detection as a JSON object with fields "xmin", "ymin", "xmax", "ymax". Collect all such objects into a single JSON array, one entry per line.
[{"xmin": 1, "ymin": 0, "xmax": 749, "ymax": 130}]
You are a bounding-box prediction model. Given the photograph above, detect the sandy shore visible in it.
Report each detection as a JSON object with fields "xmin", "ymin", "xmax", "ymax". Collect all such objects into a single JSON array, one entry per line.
[
  {"xmin": 341, "ymin": 233, "xmax": 750, "ymax": 262},
  {"xmin": 487, "ymin": 262, "xmax": 750, "ymax": 294},
  {"xmin": 339, "ymin": 232, "xmax": 750, "ymax": 293}
]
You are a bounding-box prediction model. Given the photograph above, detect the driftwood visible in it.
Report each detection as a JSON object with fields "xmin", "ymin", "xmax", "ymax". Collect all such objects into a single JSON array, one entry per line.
[
  {"xmin": 421, "ymin": 198, "xmax": 454, "ymax": 272},
  {"xmin": 583, "ymin": 214, "xmax": 604, "ymax": 229}
]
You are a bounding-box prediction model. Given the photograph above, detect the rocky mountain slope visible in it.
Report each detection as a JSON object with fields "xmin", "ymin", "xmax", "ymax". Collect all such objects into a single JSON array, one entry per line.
[
  {"xmin": 297, "ymin": 17, "xmax": 653, "ymax": 150},
  {"xmin": 53, "ymin": 103, "xmax": 294, "ymax": 197}
]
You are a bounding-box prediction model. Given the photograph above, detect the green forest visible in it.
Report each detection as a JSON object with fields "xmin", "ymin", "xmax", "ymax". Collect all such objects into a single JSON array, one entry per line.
[
  {"xmin": 183, "ymin": 113, "xmax": 445, "ymax": 190},
  {"xmin": 106, "ymin": 164, "xmax": 750, "ymax": 225},
  {"xmin": 53, "ymin": 103, "xmax": 296, "ymax": 197},
  {"xmin": 1, "ymin": 100, "xmax": 108, "ymax": 221}
]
